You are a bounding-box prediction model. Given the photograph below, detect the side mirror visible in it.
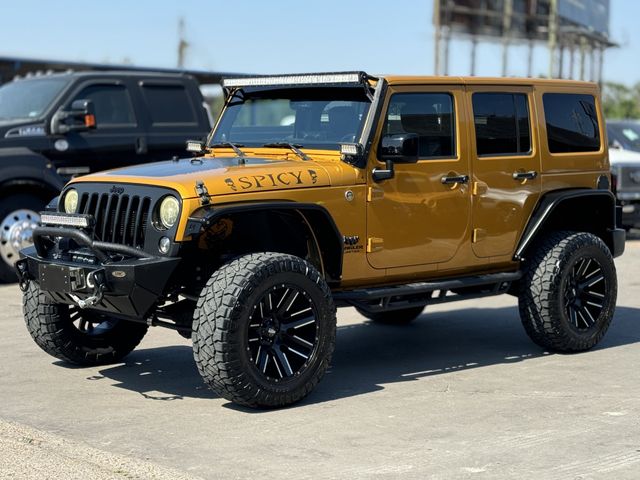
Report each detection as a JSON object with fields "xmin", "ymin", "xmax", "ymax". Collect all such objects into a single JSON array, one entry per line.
[
  {"xmin": 379, "ymin": 133, "xmax": 419, "ymax": 163},
  {"xmin": 372, "ymin": 133, "xmax": 420, "ymax": 182},
  {"xmin": 51, "ymin": 99, "xmax": 97, "ymax": 135}
]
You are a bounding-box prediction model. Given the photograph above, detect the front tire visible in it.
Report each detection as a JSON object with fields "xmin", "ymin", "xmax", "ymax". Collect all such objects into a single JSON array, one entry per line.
[
  {"xmin": 518, "ymin": 231, "xmax": 617, "ymax": 352},
  {"xmin": 23, "ymin": 283, "xmax": 148, "ymax": 365},
  {"xmin": 192, "ymin": 253, "xmax": 336, "ymax": 408}
]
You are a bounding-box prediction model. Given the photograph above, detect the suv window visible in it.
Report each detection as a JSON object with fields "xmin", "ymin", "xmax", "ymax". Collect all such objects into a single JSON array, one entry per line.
[
  {"xmin": 74, "ymin": 84, "xmax": 135, "ymax": 126},
  {"xmin": 472, "ymin": 93, "xmax": 530, "ymax": 156},
  {"xmin": 142, "ymin": 84, "xmax": 196, "ymax": 125},
  {"xmin": 384, "ymin": 93, "xmax": 455, "ymax": 158},
  {"xmin": 543, "ymin": 93, "xmax": 600, "ymax": 153}
]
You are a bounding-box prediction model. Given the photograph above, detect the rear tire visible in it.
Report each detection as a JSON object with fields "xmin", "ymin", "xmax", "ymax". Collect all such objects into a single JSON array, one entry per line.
[
  {"xmin": 23, "ymin": 283, "xmax": 148, "ymax": 365},
  {"xmin": 356, "ymin": 306, "xmax": 424, "ymax": 325},
  {"xmin": 518, "ymin": 231, "xmax": 617, "ymax": 352},
  {"xmin": 192, "ymin": 252, "xmax": 336, "ymax": 408}
]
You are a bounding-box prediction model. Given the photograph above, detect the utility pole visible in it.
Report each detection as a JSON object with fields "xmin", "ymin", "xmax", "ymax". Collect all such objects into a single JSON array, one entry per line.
[
  {"xmin": 434, "ymin": 0, "xmax": 441, "ymax": 75},
  {"xmin": 177, "ymin": 17, "xmax": 189, "ymax": 68},
  {"xmin": 501, "ymin": 0, "xmax": 513, "ymax": 76},
  {"xmin": 548, "ymin": 0, "xmax": 558, "ymax": 78}
]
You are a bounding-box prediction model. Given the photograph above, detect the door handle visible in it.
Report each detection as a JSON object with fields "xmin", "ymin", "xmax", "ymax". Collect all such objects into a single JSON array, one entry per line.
[
  {"xmin": 441, "ymin": 174, "xmax": 469, "ymax": 185},
  {"xmin": 135, "ymin": 137, "xmax": 148, "ymax": 155},
  {"xmin": 512, "ymin": 170, "xmax": 537, "ymax": 180}
]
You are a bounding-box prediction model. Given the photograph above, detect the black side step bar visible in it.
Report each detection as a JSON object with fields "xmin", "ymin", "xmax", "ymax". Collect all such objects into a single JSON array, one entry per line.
[{"xmin": 333, "ymin": 271, "xmax": 522, "ymax": 314}]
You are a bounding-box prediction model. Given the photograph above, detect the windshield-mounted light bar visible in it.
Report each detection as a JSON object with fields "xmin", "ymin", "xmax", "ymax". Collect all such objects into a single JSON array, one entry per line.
[
  {"xmin": 40, "ymin": 213, "xmax": 93, "ymax": 229},
  {"xmin": 223, "ymin": 72, "xmax": 368, "ymax": 89}
]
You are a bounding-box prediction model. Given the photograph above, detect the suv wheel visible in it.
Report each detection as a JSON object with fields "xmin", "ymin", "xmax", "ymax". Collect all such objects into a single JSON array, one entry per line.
[
  {"xmin": 356, "ymin": 306, "xmax": 424, "ymax": 325},
  {"xmin": 518, "ymin": 231, "xmax": 617, "ymax": 352},
  {"xmin": 0, "ymin": 194, "xmax": 44, "ymax": 283},
  {"xmin": 192, "ymin": 252, "xmax": 336, "ymax": 408},
  {"xmin": 23, "ymin": 283, "xmax": 148, "ymax": 365}
]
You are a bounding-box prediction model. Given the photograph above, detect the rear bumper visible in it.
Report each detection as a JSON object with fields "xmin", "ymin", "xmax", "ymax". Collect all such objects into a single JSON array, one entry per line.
[{"xmin": 17, "ymin": 243, "xmax": 179, "ymax": 319}]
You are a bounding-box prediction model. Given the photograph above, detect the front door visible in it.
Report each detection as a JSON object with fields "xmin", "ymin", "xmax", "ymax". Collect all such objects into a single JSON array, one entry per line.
[
  {"xmin": 466, "ymin": 87, "xmax": 541, "ymax": 258},
  {"xmin": 48, "ymin": 81, "xmax": 144, "ymax": 176},
  {"xmin": 366, "ymin": 85, "xmax": 471, "ymax": 269}
]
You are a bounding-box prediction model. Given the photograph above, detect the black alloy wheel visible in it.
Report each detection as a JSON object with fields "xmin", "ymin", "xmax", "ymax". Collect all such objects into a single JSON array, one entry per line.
[
  {"xmin": 563, "ymin": 257, "xmax": 606, "ymax": 331},
  {"xmin": 248, "ymin": 284, "xmax": 319, "ymax": 382}
]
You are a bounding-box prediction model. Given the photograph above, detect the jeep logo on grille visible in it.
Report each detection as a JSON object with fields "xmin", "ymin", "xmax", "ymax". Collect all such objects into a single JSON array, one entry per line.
[
  {"xmin": 630, "ymin": 171, "xmax": 640, "ymax": 184},
  {"xmin": 110, "ymin": 185, "xmax": 124, "ymax": 195}
]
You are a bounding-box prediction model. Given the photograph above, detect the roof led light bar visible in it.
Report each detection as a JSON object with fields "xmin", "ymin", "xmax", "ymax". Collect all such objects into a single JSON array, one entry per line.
[{"xmin": 222, "ymin": 72, "xmax": 366, "ymax": 88}]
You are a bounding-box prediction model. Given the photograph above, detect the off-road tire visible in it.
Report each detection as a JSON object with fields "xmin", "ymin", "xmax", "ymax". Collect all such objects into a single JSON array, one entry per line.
[
  {"xmin": 518, "ymin": 231, "xmax": 617, "ymax": 352},
  {"xmin": 23, "ymin": 282, "xmax": 148, "ymax": 365},
  {"xmin": 356, "ymin": 306, "xmax": 424, "ymax": 325},
  {"xmin": 192, "ymin": 252, "xmax": 336, "ymax": 408}
]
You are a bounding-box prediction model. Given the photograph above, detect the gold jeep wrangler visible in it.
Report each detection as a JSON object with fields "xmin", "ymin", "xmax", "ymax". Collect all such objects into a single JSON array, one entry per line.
[{"xmin": 17, "ymin": 72, "xmax": 625, "ymax": 408}]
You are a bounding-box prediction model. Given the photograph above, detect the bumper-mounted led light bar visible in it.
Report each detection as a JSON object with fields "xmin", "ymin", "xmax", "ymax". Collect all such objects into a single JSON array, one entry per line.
[
  {"xmin": 40, "ymin": 213, "xmax": 94, "ymax": 229},
  {"xmin": 222, "ymin": 72, "xmax": 372, "ymax": 89}
]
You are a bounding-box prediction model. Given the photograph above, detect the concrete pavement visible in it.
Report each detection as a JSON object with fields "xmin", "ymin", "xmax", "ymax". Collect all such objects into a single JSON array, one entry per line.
[{"xmin": 1, "ymin": 238, "xmax": 640, "ymax": 479}]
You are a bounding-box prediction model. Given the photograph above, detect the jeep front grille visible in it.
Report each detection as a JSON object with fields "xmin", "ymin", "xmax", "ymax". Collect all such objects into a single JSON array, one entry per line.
[{"xmin": 78, "ymin": 192, "xmax": 151, "ymax": 249}]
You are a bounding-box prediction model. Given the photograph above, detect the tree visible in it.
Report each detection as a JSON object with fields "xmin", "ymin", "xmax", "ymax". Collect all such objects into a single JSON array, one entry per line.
[{"xmin": 601, "ymin": 82, "xmax": 640, "ymax": 119}]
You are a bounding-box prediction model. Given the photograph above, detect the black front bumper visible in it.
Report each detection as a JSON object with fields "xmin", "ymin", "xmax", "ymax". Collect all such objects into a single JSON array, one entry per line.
[{"xmin": 18, "ymin": 234, "xmax": 180, "ymax": 320}]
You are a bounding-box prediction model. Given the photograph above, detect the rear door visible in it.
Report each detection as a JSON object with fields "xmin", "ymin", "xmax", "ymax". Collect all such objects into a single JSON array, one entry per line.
[
  {"xmin": 137, "ymin": 80, "xmax": 210, "ymax": 162},
  {"xmin": 467, "ymin": 87, "xmax": 541, "ymax": 258}
]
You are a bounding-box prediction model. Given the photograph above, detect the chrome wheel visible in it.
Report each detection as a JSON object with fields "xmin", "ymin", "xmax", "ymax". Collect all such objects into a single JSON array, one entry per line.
[
  {"xmin": 248, "ymin": 284, "xmax": 318, "ymax": 382},
  {"xmin": 564, "ymin": 256, "xmax": 606, "ymax": 330},
  {"xmin": 0, "ymin": 209, "xmax": 40, "ymax": 266}
]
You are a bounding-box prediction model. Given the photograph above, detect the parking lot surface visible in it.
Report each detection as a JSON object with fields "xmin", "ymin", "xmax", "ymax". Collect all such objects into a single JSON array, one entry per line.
[{"xmin": 1, "ymin": 238, "xmax": 640, "ymax": 479}]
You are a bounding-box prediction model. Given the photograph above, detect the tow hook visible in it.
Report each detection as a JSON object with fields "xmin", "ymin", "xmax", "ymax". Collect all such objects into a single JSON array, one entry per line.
[
  {"xmin": 15, "ymin": 259, "xmax": 30, "ymax": 292},
  {"xmin": 69, "ymin": 270, "xmax": 106, "ymax": 309}
]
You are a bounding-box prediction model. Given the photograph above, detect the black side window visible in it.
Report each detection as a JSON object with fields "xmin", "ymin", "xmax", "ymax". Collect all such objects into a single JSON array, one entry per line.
[
  {"xmin": 141, "ymin": 84, "xmax": 196, "ymax": 125},
  {"xmin": 74, "ymin": 84, "xmax": 135, "ymax": 126},
  {"xmin": 543, "ymin": 93, "xmax": 600, "ymax": 153},
  {"xmin": 472, "ymin": 93, "xmax": 531, "ymax": 156},
  {"xmin": 384, "ymin": 93, "xmax": 455, "ymax": 158}
]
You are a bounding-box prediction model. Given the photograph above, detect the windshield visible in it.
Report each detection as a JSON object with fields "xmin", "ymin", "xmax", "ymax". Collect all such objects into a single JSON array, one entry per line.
[
  {"xmin": 0, "ymin": 77, "xmax": 68, "ymax": 121},
  {"xmin": 211, "ymin": 87, "xmax": 371, "ymax": 150},
  {"xmin": 608, "ymin": 122, "xmax": 640, "ymax": 152}
]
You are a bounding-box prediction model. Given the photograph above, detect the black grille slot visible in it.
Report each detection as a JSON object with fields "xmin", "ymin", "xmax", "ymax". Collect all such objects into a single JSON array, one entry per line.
[{"xmin": 77, "ymin": 192, "xmax": 151, "ymax": 249}]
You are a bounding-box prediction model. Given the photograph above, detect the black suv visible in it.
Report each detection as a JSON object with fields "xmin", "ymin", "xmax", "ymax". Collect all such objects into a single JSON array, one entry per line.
[{"xmin": 0, "ymin": 71, "xmax": 211, "ymax": 281}]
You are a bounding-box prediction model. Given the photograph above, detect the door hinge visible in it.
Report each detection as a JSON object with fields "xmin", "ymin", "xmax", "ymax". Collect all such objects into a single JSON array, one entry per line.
[
  {"xmin": 367, "ymin": 186, "xmax": 385, "ymax": 202},
  {"xmin": 472, "ymin": 181, "xmax": 488, "ymax": 196},
  {"xmin": 367, "ymin": 237, "xmax": 384, "ymax": 253},
  {"xmin": 472, "ymin": 228, "xmax": 487, "ymax": 243}
]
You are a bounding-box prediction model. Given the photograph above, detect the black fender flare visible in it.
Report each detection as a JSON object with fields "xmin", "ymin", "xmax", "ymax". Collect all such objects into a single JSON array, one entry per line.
[
  {"xmin": 0, "ymin": 147, "xmax": 66, "ymax": 197},
  {"xmin": 516, "ymin": 188, "xmax": 624, "ymax": 259},
  {"xmin": 185, "ymin": 201, "xmax": 344, "ymax": 283}
]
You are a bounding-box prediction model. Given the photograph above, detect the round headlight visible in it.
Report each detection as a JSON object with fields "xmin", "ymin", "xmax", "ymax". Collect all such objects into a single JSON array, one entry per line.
[
  {"xmin": 158, "ymin": 196, "xmax": 180, "ymax": 229},
  {"xmin": 63, "ymin": 189, "xmax": 78, "ymax": 213}
]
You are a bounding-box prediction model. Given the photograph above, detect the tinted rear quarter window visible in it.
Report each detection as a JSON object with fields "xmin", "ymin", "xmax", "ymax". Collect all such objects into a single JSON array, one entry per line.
[
  {"xmin": 472, "ymin": 92, "xmax": 531, "ymax": 156},
  {"xmin": 543, "ymin": 93, "xmax": 600, "ymax": 153},
  {"xmin": 142, "ymin": 84, "xmax": 196, "ymax": 125}
]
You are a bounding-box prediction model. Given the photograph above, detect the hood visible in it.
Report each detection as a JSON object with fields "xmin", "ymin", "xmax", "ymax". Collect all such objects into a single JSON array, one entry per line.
[
  {"xmin": 609, "ymin": 148, "xmax": 640, "ymax": 166},
  {"xmin": 71, "ymin": 156, "xmax": 334, "ymax": 199}
]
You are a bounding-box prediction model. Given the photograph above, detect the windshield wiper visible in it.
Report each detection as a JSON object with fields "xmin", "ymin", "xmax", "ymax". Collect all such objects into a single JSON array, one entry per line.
[
  {"xmin": 210, "ymin": 142, "xmax": 245, "ymax": 158},
  {"xmin": 262, "ymin": 142, "xmax": 310, "ymax": 161}
]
